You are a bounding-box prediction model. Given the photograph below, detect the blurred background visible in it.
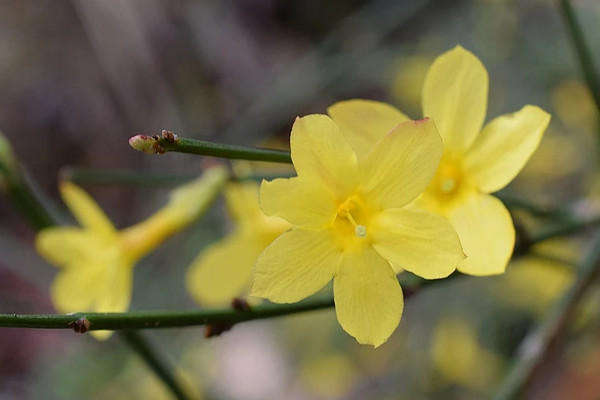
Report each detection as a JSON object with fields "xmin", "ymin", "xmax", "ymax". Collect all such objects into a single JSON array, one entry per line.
[{"xmin": 1, "ymin": 0, "xmax": 600, "ymax": 398}]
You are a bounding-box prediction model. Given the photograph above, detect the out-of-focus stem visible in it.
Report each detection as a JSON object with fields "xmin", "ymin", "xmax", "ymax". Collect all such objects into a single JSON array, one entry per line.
[
  {"xmin": 494, "ymin": 232, "xmax": 600, "ymax": 400},
  {"xmin": 559, "ymin": 0, "xmax": 600, "ymax": 114},
  {"xmin": 120, "ymin": 331, "xmax": 191, "ymax": 400}
]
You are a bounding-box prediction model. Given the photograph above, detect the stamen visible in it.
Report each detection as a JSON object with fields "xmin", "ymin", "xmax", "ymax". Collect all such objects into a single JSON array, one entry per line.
[
  {"xmin": 440, "ymin": 178, "xmax": 456, "ymax": 194},
  {"xmin": 347, "ymin": 213, "xmax": 367, "ymax": 238},
  {"xmin": 355, "ymin": 225, "xmax": 367, "ymax": 238}
]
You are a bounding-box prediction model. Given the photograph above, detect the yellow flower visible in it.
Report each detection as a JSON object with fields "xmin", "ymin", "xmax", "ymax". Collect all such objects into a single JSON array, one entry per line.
[
  {"xmin": 186, "ymin": 181, "xmax": 290, "ymax": 306},
  {"xmin": 329, "ymin": 46, "xmax": 550, "ymax": 276},
  {"xmin": 251, "ymin": 114, "xmax": 465, "ymax": 347},
  {"xmin": 35, "ymin": 167, "xmax": 227, "ymax": 339}
]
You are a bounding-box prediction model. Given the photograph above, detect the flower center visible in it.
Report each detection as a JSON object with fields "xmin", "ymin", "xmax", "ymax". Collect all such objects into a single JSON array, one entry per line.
[
  {"xmin": 336, "ymin": 198, "xmax": 368, "ymax": 239},
  {"xmin": 436, "ymin": 162, "xmax": 462, "ymax": 196}
]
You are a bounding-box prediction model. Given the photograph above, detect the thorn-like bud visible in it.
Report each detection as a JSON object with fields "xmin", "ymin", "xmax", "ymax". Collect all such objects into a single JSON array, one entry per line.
[
  {"xmin": 204, "ymin": 323, "xmax": 233, "ymax": 338},
  {"xmin": 161, "ymin": 129, "xmax": 178, "ymax": 143},
  {"xmin": 68, "ymin": 317, "xmax": 90, "ymax": 334},
  {"xmin": 231, "ymin": 298, "xmax": 251, "ymax": 311}
]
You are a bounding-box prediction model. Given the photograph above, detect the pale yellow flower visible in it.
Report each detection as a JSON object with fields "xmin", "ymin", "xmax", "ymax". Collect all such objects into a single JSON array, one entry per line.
[
  {"xmin": 252, "ymin": 114, "xmax": 465, "ymax": 347},
  {"xmin": 329, "ymin": 46, "xmax": 550, "ymax": 276},
  {"xmin": 186, "ymin": 181, "xmax": 290, "ymax": 306},
  {"xmin": 35, "ymin": 167, "xmax": 227, "ymax": 339}
]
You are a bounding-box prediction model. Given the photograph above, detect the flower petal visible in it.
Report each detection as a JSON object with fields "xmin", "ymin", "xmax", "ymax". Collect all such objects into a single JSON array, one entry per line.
[
  {"xmin": 186, "ymin": 232, "xmax": 267, "ymax": 306},
  {"xmin": 327, "ymin": 99, "xmax": 409, "ymax": 160},
  {"xmin": 251, "ymin": 228, "xmax": 341, "ymax": 303},
  {"xmin": 449, "ymin": 194, "xmax": 515, "ymax": 276},
  {"xmin": 333, "ymin": 247, "xmax": 403, "ymax": 347},
  {"xmin": 225, "ymin": 182, "xmax": 262, "ymax": 224},
  {"xmin": 422, "ymin": 46, "xmax": 488, "ymax": 152},
  {"xmin": 260, "ymin": 177, "xmax": 337, "ymax": 228},
  {"xmin": 59, "ymin": 181, "xmax": 115, "ymax": 235},
  {"xmin": 371, "ymin": 209, "xmax": 465, "ymax": 278},
  {"xmin": 290, "ymin": 114, "xmax": 359, "ymax": 197},
  {"xmin": 360, "ymin": 118, "xmax": 442, "ymax": 209},
  {"xmin": 36, "ymin": 227, "xmax": 103, "ymax": 267},
  {"xmin": 51, "ymin": 262, "xmax": 105, "ymax": 312},
  {"xmin": 94, "ymin": 262, "xmax": 133, "ymax": 313},
  {"xmin": 465, "ymin": 105, "xmax": 551, "ymax": 193}
]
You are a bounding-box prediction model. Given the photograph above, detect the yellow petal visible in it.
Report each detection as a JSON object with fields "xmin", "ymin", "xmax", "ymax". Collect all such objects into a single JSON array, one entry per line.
[
  {"xmin": 94, "ymin": 262, "xmax": 133, "ymax": 313},
  {"xmin": 225, "ymin": 181, "xmax": 262, "ymax": 224},
  {"xmin": 260, "ymin": 177, "xmax": 337, "ymax": 228},
  {"xmin": 422, "ymin": 46, "xmax": 488, "ymax": 152},
  {"xmin": 465, "ymin": 105, "xmax": 551, "ymax": 193},
  {"xmin": 327, "ymin": 99, "xmax": 409, "ymax": 160},
  {"xmin": 51, "ymin": 262, "xmax": 105, "ymax": 312},
  {"xmin": 370, "ymin": 209, "xmax": 465, "ymax": 278},
  {"xmin": 59, "ymin": 181, "xmax": 115, "ymax": 235},
  {"xmin": 450, "ymin": 194, "xmax": 514, "ymax": 275},
  {"xmin": 119, "ymin": 167, "xmax": 227, "ymax": 261},
  {"xmin": 251, "ymin": 228, "xmax": 341, "ymax": 303},
  {"xmin": 360, "ymin": 118, "xmax": 442, "ymax": 209},
  {"xmin": 35, "ymin": 227, "xmax": 101, "ymax": 267},
  {"xmin": 165, "ymin": 166, "xmax": 228, "ymax": 223},
  {"xmin": 186, "ymin": 232, "xmax": 266, "ymax": 306},
  {"xmin": 333, "ymin": 247, "xmax": 403, "ymax": 347},
  {"xmin": 290, "ymin": 115, "xmax": 359, "ymax": 198}
]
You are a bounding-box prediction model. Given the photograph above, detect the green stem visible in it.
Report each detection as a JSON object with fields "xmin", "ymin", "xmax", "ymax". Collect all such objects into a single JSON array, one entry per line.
[
  {"xmin": 529, "ymin": 215, "xmax": 600, "ymax": 244},
  {"xmin": 62, "ymin": 167, "xmax": 293, "ymax": 187},
  {"xmin": 120, "ymin": 331, "xmax": 191, "ymax": 400},
  {"xmin": 498, "ymin": 192, "xmax": 567, "ymax": 219},
  {"xmin": 0, "ymin": 297, "xmax": 334, "ymax": 330},
  {"xmin": 130, "ymin": 134, "xmax": 292, "ymax": 164},
  {"xmin": 493, "ymin": 231, "xmax": 600, "ymax": 400},
  {"xmin": 170, "ymin": 137, "xmax": 292, "ymax": 163},
  {"xmin": 559, "ymin": 0, "xmax": 600, "ymax": 114},
  {"xmin": 0, "ymin": 165, "xmax": 55, "ymax": 230},
  {"xmin": 62, "ymin": 167, "xmax": 197, "ymax": 187}
]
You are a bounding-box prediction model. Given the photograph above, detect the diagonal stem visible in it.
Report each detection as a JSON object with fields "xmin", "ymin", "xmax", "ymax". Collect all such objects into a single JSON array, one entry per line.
[
  {"xmin": 493, "ymin": 231, "xmax": 600, "ymax": 400},
  {"xmin": 119, "ymin": 331, "xmax": 191, "ymax": 400},
  {"xmin": 559, "ymin": 0, "xmax": 600, "ymax": 114}
]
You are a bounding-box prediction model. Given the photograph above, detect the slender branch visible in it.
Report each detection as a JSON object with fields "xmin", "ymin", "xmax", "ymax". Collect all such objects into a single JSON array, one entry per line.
[
  {"xmin": 0, "ymin": 164, "xmax": 56, "ymax": 230},
  {"xmin": 498, "ymin": 192, "xmax": 567, "ymax": 219},
  {"xmin": 62, "ymin": 167, "xmax": 293, "ymax": 187},
  {"xmin": 129, "ymin": 131, "xmax": 292, "ymax": 164},
  {"xmin": 559, "ymin": 0, "xmax": 600, "ymax": 114},
  {"xmin": 493, "ymin": 231, "xmax": 600, "ymax": 400},
  {"xmin": 120, "ymin": 331, "xmax": 191, "ymax": 400},
  {"xmin": 61, "ymin": 167, "xmax": 197, "ymax": 187},
  {"xmin": 0, "ymin": 297, "xmax": 334, "ymax": 331},
  {"xmin": 529, "ymin": 215, "xmax": 600, "ymax": 244}
]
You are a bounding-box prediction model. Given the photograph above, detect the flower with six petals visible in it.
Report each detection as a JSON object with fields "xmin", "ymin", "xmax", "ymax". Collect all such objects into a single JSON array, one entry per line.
[
  {"xmin": 35, "ymin": 167, "xmax": 227, "ymax": 339},
  {"xmin": 328, "ymin": 46, "xmax": 550, "ymax": 276},
  {"xmin": 251, "ymin": 114, "xmax": 465, "ymax": 347}
]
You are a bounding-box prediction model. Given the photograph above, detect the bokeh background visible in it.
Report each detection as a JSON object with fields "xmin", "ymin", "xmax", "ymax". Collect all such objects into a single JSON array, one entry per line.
[{"xmin": 1, "ymin": 0, "xmax": 600, "ymax": 398}]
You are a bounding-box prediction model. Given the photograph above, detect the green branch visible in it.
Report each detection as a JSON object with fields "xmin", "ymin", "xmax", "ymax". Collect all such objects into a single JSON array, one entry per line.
[
  {"xmin": 62, "ymin": 167, "xmax": 293, "ymax": 187},
  {"xmin": 120, "ymin": 331, "xmax": 191, "ymax": 400},
  {"xmin": 129, "ymin": 131, "xmax": 292, "ymax": 164},
  {"xmin": 0, "ymin": 297, "xmax": 334, "ymax": 331},
  {"xmin": 494, "ymin": 231, "xmax": 600, "ymax": 400},
  {"xmin": 559, "ymin": 0, "xmax": 600, "ymax": 114}
]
